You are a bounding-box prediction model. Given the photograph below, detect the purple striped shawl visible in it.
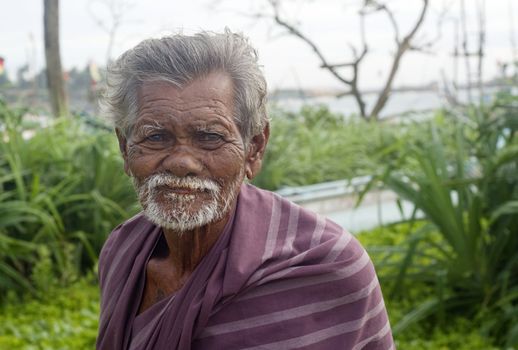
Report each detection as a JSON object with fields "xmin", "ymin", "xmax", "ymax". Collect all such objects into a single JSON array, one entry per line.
[{"xmin": 97, "ymin": 184, "xmax": 394, "ymax": 350}]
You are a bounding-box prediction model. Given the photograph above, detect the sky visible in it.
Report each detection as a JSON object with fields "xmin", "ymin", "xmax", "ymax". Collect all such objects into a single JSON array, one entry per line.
[{"xmin": 1, "ymin": 0, "xmax": 517, "ymax": 91}]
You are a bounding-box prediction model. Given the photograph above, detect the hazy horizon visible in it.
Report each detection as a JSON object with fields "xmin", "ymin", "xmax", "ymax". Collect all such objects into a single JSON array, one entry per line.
[{"xmin": 1, "ymin": 0, "xmax": 517, "ymax": 91}]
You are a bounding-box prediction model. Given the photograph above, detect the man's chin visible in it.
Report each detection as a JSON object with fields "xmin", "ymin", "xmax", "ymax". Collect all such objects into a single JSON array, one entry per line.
[
  {"xmin": 135, "ymin": 172, "xmax": 243, "ymax": 234},
  {"xmin": 142, "ymin": 201, "xmax": 221, "ymax": 234}
]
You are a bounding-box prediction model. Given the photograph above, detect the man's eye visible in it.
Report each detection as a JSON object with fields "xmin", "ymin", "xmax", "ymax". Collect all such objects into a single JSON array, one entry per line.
[
  {"xmin": 146, "ymin": 133, "xmax": 165, "ymax": 142},
  {"xmin": 197, "ymin": 132, "xmax": 223, "ymax": 142}
]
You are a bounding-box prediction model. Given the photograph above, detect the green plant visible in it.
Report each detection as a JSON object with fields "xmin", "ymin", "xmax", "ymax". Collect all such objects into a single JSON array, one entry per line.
[
  {"xmin": 359, "ymin": 223, "xmax": 504, "ymax": 349},
  {"xmin": 0, "ymin": 100, "xmax": 138, "ymax": 298},
  {"xmin": 0, "ymin": 275, "xmax": 99, "ymax": 349},
  {"xmin": 362, "ymin": 92, "xmax": 518, "ymax": 347},
  {"xmin": 254, "ymin": 105, "xmax": 397, "ymax": 190}
]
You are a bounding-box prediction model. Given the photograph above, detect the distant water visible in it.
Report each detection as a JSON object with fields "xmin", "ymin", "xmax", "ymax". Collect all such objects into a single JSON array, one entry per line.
[{"xmin": 271, "ymin": 87, "xmax": 497, "ymax": 119}]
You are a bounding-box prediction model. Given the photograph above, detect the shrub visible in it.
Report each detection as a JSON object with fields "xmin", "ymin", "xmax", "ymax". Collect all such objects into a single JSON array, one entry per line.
[
  {"xmin": 360, "ymin": 91, "xmax": 518, "ymax": 347},
  {"xmin": 0, "ymin": 276, "xmax": 99, "ymax": 349},
  {"xmin": 0, "ymin": 100, "xmax": 138, "ymax": 298},
  {"xmin": 359, "ymin": 223, "xmax": 501, "ymax": 350},
  {"xmin": 253, "ymin": 105, "xmax": 398, "ymax": 190}
]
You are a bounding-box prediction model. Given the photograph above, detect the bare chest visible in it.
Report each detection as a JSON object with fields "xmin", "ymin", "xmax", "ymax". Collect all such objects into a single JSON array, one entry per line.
[{"xmin": 137, "ymin": 259, "xmax": 189, "ymax": 315}]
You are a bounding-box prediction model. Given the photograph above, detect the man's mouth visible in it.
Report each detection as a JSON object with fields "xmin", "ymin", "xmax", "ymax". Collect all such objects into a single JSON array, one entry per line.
[
  {"xmin": 157, "ymin": 185, "xmax": 212, "ymax": 196},
  {"xmin": 140, "ymin": 174, "xmax": 221, "ymax": 199},
  {"xmin": 169, "ymin": 187, "xmax": 198, "ymax": 195}
]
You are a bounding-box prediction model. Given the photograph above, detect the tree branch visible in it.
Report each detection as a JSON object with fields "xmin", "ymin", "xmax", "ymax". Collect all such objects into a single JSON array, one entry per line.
[
  {"xmin": 268, "ymin": 0, "xmax": 349, "ymax": 86},
  {"xmin": 87, "ymin": 0, "xmax": 135, "ymax": 64},
  {"xmin": 369, "ymin": 0, "xmax": 429, "ymax": 119},
  {"xmin": 263, "ymin": 0, "xmax": 430, "ymax": 120},
  {"xmin": 361, "ymin": 1, "xmax": 400, "ymax": 45},
  {"xmin": 267, "ymin": 0, "xmax": 368, "ymax": 117}
]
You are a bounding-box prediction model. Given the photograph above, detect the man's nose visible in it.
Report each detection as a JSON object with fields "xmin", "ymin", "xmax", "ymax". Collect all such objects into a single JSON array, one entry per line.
[{"xmin": 162, "ymin": 145, "xmax": 204, "ymax": 178}]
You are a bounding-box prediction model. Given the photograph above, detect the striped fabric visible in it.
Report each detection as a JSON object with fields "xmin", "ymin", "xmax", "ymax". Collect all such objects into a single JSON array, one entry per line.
[{"xmin": 97, "ymin": 184, "xmax": 394, "ymax": 350}]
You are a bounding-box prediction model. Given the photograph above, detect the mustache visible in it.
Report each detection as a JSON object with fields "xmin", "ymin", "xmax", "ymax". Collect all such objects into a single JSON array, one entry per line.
[{"xmin": 136, "ymin": 173, "xmax": 220, "ymax": 194}]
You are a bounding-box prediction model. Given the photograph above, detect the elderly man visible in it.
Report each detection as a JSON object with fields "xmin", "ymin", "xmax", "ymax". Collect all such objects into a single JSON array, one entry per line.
[{"xmin": 97, "ymin": 30, "xmax": 394, "ymax": 350}]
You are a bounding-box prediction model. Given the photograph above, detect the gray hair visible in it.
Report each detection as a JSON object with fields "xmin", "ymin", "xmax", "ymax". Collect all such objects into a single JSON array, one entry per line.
[{"xmin": 102, "ymin": 30, "xmax": 268, "ymax": 143}]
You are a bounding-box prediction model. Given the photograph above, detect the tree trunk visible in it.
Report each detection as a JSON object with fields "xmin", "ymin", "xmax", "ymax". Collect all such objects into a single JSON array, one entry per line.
[{"xmin": 44, "ymin": 0, "xmax": 68, "ymax": 117}]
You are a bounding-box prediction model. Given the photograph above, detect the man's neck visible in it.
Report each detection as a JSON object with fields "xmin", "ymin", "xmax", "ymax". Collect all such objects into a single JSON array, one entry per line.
[{"xmin": 160, "ymin": 208, "xmax": 233, "ymax": 275}]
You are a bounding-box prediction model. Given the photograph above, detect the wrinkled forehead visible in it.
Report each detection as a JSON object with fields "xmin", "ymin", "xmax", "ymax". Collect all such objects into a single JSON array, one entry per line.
[
  {"xmin": 135, "ymin": 71, "xmax": 235, "ymax": 107},
  {"xmin": 130, "ymin": 72, "xmax": 239, "ymax": 132}
]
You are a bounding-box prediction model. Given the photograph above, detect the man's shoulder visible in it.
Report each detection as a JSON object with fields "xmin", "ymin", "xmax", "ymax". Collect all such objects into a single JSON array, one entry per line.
[
  {"xmin": 241, "ymin": 183, "xmax": 352, "ymax": 238},
  {"xmin": 98, "ymin": 213, "xmax": 152, "ymax": 270},
  {"xmin": 202, "ymin": 187, "xmax": 391, "ymax": 349},
  {"xmin": 239, "ymin": 186, "xmax": 378, "ymax": 309},
  {"xmin": 242, "ymin": 183, "xmax": 349, "ymax": 242},
  {"xmin": 105, "ymin": 212, "xmax": 149, "ymax": 244},
  {"xmin": 234, "ymin": 184, "xmax": 365, "ymax": 281}
]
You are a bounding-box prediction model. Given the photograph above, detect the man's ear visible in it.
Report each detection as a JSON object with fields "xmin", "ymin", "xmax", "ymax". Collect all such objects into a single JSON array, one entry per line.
[
  {"xmin": 115, "ymin": 128, "xmax": 131, "ymax": 176},
  {"xmin": 245, "ymin": 122, "xmax": 270, "ymax": 180}
]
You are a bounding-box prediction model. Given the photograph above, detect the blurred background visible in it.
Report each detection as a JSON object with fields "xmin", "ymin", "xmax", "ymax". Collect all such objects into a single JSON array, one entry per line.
[{"xmin": 0, "ymin": 0, "xmax": 517, "ymax": 348}]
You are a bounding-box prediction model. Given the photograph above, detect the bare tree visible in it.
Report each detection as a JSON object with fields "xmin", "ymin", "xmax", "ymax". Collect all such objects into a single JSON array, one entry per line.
[
  {"xmin": 263, "ymin": 0, "xmax": 430, "ymax": 120},
  {"xmin": 88, "ymin": 0, "xmax": 135, "ymax": 65},
  {"xmin": 44, "ymin": 0, "xmax": 68, "ymax": 117}
]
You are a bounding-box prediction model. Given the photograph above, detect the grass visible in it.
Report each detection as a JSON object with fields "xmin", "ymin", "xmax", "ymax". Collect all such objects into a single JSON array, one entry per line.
[{"xmin": 0, "ymin": 275, "xmax": 99, "ymax": 349}]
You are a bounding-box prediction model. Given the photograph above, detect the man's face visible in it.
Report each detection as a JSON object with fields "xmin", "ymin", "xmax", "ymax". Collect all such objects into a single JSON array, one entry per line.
[{"xmin": 119, "ymin": 71, "xmax": 251, "ymax": 232}]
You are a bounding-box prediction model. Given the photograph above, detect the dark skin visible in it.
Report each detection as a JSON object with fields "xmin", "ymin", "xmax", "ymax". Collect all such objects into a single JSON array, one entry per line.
[{"xmin": 116, "ymin": 72, "xmax": 269, "ymax": 314}]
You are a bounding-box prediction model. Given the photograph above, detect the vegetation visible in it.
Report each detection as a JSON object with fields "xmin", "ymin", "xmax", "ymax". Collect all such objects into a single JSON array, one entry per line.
[
  {"xmin": 359, "ymin": 91, "xmax": 518, "ymax": 348},
  {"xmin": 254, "ymin": 105, "xmax": 397, "ymax": 190},
  {"xmin": 0, "ymin": 89, "xmax": 516, "ymax": 348},
  {"xmin": 0, "ymin": 275, "xmax": 99, "ymax": 349},
  {"xmin": 0, "ymin": 100, "xmax": 138, "ymax": 298},
  {"xmin": 358, "ymin": 223, "xmax": 500, "ymax": 350}
]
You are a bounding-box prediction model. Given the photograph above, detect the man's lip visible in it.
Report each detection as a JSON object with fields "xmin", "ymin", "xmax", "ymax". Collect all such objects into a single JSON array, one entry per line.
[
  {"xmin": 160, "ymin": 186, "xmax": 210, "ymax": 195},
  {"xmin": 169, "ymin": 187, "xmax": 196, "ymax": 195}
]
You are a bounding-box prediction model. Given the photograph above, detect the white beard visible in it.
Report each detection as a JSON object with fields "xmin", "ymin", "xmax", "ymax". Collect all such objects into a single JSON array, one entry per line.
[{"xmin": 133, "ymin": 172, "xmax": 242, "ymax": 234}]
